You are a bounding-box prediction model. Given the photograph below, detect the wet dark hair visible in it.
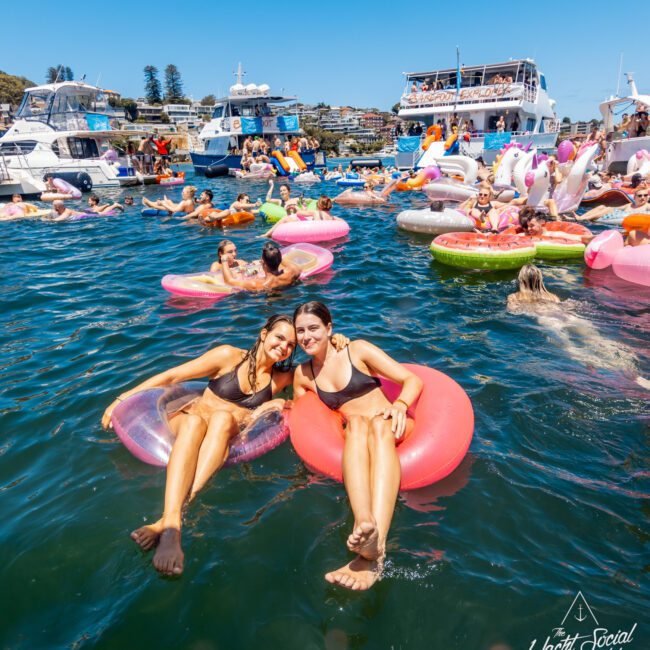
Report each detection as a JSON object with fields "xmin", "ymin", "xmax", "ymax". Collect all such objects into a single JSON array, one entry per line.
[
  {"xmin": 203, "ymin": 189, "xmax": 213, "ymax": 200},
  {"xmin": 279, "ymin": 184, "xmax": 291, "ymax": 194},
  {"xmin": 217, "ymin": 239, "xmax": 235, "ymax": 257},
  {"xmin": 236, "ymin": 193, "xmax": 248, "ymax": 201},
  {"xmin": 429, "ymin": 201, "xmax": 444, "ymax": 212},
  {"xmin": 518, "ymin": 206, "xmax": 545, "ymax": 231},
  {"xmin": 88, "ymin": 194, "xmax": 99, "ymax": 204},
  {"xmin": 241, "ymin": 314, "xmax": 295, "ymax": 394},
  {"xmin": 317, "ymin": 196, "xmax": 332, "ymax": 211},
  {"xmin": 630, "ymin": 173, "xmax": 643, "ymax": 188},
  {"xmin": 261, "ymin": 242, "xmax": 282, "ymax": 274},
  {"xmin": 293, "ymin": 301, "xmax": 332, "ymax": 327}
]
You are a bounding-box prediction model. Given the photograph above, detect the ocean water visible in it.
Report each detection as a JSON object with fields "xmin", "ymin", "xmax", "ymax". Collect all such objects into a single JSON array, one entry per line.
[{"xmin": 0, "ymin": 169, "xmax": 648, "ymax": 649}]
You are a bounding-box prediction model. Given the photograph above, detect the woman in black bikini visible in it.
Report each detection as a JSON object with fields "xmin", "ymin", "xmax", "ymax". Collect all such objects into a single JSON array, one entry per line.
[
  {"xmin": 293, "ymin": 302, "xmax": 423, "ymax": 591},
  {"xmin": 101, "ymin": 315, "xmax": 298, "ymax": 576}
]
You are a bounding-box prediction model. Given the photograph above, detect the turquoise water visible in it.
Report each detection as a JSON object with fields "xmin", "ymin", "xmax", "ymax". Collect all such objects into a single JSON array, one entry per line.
[{"xmin": 1, "ymin": 169, "xmax": 648, "ymax": 649}]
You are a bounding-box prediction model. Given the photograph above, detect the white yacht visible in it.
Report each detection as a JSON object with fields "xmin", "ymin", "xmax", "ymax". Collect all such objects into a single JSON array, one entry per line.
[
  {"xmin": 600, "ymin": 72, "xmax": 650, "ymax": 174},
  {"xmin": 0, "ymin": 81, "xmax": 140, "ymax": 197},
  {"xmin": 190, "ymin": 65, "xmax": 326, "ymax": 175},
  {"xmin": 396, "ymin": 58, "xmax": 559, "ymax": 169}
]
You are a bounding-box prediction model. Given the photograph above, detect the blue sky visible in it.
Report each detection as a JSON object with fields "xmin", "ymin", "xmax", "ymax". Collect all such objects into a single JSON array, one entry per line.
[{"xmin": 3, "ymin": 1, "xmax": 647, "ymax": 120}]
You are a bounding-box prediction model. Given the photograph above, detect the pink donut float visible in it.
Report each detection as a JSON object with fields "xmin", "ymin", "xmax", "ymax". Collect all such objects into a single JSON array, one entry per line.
[
  {"xmin": 53, "ymin": 178, "xmax": 82, "ymax": 199},
  {"xmin": 161, "ymin": 243, "xmax": 334, "ymax": 299},
  {"xmin": 271, "ymin": 218, "xmax": 350, "ymax": 244},
  {"xmin": 111, "ymin": 382, "xmax": 289, "ymax": 467},
  {"xmin": 584, "ymin": 230, "xmax": 624, "ymax": 269},
  {"xmin": 289, "ymin": 364, "xmax": 474, "ymax": 490},
  {"xmin": 612, "ymin": 245, "xmax": 650, "ymax": 287}
]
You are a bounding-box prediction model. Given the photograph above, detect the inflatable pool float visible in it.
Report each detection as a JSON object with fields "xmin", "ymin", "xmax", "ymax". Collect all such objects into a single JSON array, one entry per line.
[
  {"xmin": 41, "ymin": 177, "xmax": 83, "ymax": 201},
  {"xmin": 271, "ymin": 218, "xmax": 350, "ymax": 244},
  {"xmin": 141, "ymin": 209, "xmax": 188, "ymax": 217},
  {"xmin": 622, "ymin": 214, "xmax": 650, "ymax": 233},
  {"xmin": 259, "ymin": 202, "xmax": 286, "ymax": 223},
  {"xmin": 397, "ymin": 208, "xmax": 474, "ymax": 235},
  {"xmin": 502, "ymin": 222, "xmax": 592, "ymax": 261},
  {"xmin": 161, "ymin": 243, "xmax": 334, "ymax": 298},
  {"xmin": 289, "ymin": 364, "xmax": 473, "ymax": 490},
  {"xmin": 111, "ymin": 381, "xmax": 289, "ymax": 467},
  {"xmin": 580, "ymin": 188, "xmax": 632, "ymax": 207},
  {"xmin": 337, "ymin": 175, "xmax": 366, "ymax": 187},
  {"xmin": 0, "ymin": 205, "xmax": 51, "ymax": 220},
  {"xmin": 594, "ymin": 208, "xmax": 631, "ymax": 227},
  {"xmin": 199, "ymin": 210, "xmax": 255, "ymax": 228},
  {"xmin": 68, "ymin": 210, "xmax": 118, "ymax": 221},
  {"xmin": 157, "ymin": 173, "xmax": 185, "ymax": 186},
  {"xmin": 584, "ymin": 230, "xmax": 650, "ymax": 286},
  {"xmin": 430, "ymin": 232, "xmax": 536, "ymax": 270},
  {"xmin": 423, "ymin": 178, "xmax": 478, "ymax": 202},
  {"xmin": 584, "ymin": 230, "xmax": 624, "ymax": 269},
  {"xmin": 293, "ymin": 172, "xmax": 321, "ymax": 184}
]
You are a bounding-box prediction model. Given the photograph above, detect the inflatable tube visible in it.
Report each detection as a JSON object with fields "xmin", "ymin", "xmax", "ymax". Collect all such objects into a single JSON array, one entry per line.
[
  {"xmin": 524, "ymin": 161, "xmax": 551, "ymax": 208},
  {"xmin": 157, "ymin": 171, "xmax": 186, "ymax": 186},
  {"xmin": 403, "ymin": 166, "xmax": 441, "ymax": 190},
  {"xmin": 428, "ymin": 155, "xmax": 479, "ymax": 185},
  {"xmin": 199, "ymin": 210, "xmax": 255, "ymax": 228},
  {"xmin": 289, "ymin": 364, "xmax": 473, "ymax": 490},
  {"xmin": 502, "ymin": 222, "xmax": 591, "ymax": 260},
  {"xmin": 584, "ymin": 230, "xmax": 624, "ymax": 269},
  {"xmin": 41, "ymin": 192, "xmax": 75, "ymax": 202},
  {"xmin": 612, "ymin": 245, "xmax": 650, "ymax": 287},
  {"xmin": 557, "ymin": 140, "xmax": 576, "ymax": 164},
  {"xmin": 111, "ymin": 381, "xmax": 289, "ymax": 467},
  {"xmin": 141, "ymin": 209, "xmax": 188, "ymax": 216},
  {"xmin": 397, "ymin": 208, "xmax": 474, "ymax": 235},
  {"xmin": 271, "ymin": 218, "xmax": 350, "ymax": 244},
  {"xmin": 259, "ymin": 202, "xmax": 286, "ymax": 223},
  {"xmin": 337, "ymin": 177, "xmax": 366, "ymax": 187},
  {"xmin": 622, "ymin": 214, "xmax": 650, "ymax": 233},
  {"xmin": 161, "ymin": 243, "xmax": 334, "ymax": 298},
  {"xmin": 553, "ymin": 144, "xmax": 599, "ymax": 213},
  {"xmin": 513, "ymin": 149, "xmax": 537, "ymax": 195},
  {"xmin": 0, "ymin": 204, "xmax": 25, "ymax": 218},
  {"xmin": 430, "ymin": 232, "xmax": 536, "ymax": 270},
  {"xmin": 288, "ymin": 151, "xmax": 308, "ymax": 171},
  {"xmin": 580, "ymin": 188, "xmax": 632, "ymax": 207},
  {"xmin": 292, "ymin": 172, "xmax": 321, "ymax": 184},
  {"xmin": 68, "ymin": 211, "xmax": 117, "ymax": 221},
  {"xmin": 423, "ymin": 178, "xmax": 478, "ymax": 202},
  {"xmin": 53, "ymin": 178, "xmax": 82, "ymax": 199},
  {"xmin": 205, "ymin": 164, "xmax": 229, "ymax": 178},
  {"xmin": 626, "ymin": 149, "xmax": 650, "ymax": 177},
  {"xmin": 595, "ymin": 209, "xmax": 629, "ymax": 227},
  {"xmin": 422, "ymin": 125, "xmax": 442, "ymax": 151},
  {"xmin": 350, "ymin": 159, "xmax": 382, "ymax": 169}
]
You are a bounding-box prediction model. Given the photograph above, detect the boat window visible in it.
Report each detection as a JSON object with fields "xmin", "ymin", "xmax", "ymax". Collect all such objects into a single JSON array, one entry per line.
[
  {"xmin": 212, "ymin": 105, "xmax": 224, "ymax": 119},
  {"xmin": 15, "ymin": 90, "xmax": 53, "ymax": 120},
  {"xmin": 67, "ymin": 137, "xmax": 99, "ymax": 159},
  {"xmin": 539, "ymin": 74, "xmax": 547, "ymax": 91},
  {"xmin": 0, "ymin": 140, "xmax": 38, "ymax": 154}
]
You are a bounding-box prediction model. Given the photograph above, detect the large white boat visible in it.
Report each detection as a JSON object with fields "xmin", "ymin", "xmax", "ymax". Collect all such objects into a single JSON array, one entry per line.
[
  {"xmin": 600, "ymin": 73, "xmax": 650, "ymax": 174},
  {"xmin": 190, "ymin": 65, "xmax": 326, "ymax": 175},
  {"xmin": 396, "ymin": 58, "xmax": 559, "ymax": 169},
  {"xmin": 0, "ymin": 81, "xmax": 140, "ymax": 197}
]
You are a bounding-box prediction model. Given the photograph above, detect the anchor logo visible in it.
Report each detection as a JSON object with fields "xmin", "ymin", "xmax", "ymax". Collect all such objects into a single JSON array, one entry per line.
[
  {"xmin": 575, "ymin": 605, "xmax": 587, "ymax": 622},
  {"xmin": 561, "ymin": 591, "xmax": 599, "ymax": 627}
]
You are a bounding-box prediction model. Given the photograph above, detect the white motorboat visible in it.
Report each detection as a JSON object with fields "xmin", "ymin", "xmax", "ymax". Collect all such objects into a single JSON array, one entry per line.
[
  {"xmin": 396, "ymin": 58, "xmax": 559, "ymax": 169},
  {"xmin": 600, "ymin": 73, "xmax": 650, "ymax": 174},
  {"xmin": 0, "ymin": 81, "xmax": 142, "ymax": 197}
]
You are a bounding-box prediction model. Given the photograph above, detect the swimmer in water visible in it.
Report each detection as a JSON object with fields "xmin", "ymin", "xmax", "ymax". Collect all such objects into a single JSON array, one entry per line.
[
  {"xmin": 209, "ymin": 239, "xmax": 248, "ymax": 272},
  {"xmin": 507, "ymin": 265, "xmax": 650, "ymax": 389},
  {"xmin": 142, "ymin": 185, "xmax": 197, "ymax": 214},
  {"xmin": 293, "ymin": 301, "xmax": 424, "ymax": 590}
]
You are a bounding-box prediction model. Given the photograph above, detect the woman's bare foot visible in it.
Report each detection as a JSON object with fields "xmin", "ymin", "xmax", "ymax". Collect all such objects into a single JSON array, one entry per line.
[
  {"xmin": 131, "ymin": 518, "xmax": 163, "ymax": 551},
  {"xmin": 325, "ymin": 555, "xmax": 381, "ymax": 591},
  {"xmin": 347, "ymin": 521, "xmax": 379, "ymax": 559},
  {"xmin": 152, "ymin": 528, "xmax": 184, "ymax": 575}
]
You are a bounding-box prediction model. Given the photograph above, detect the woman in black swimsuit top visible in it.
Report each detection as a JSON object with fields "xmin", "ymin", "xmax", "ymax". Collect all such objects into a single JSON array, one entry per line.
[
  {"xmin": 101, "ymin": 314, "xmax": 297, "ymax": 577},
  {"xmin": 293, "ymin": 301, "xmax": 423, "ymax": 592},
  {"xmin": 310, "ymin": 347, "xmax": 381, "ymax": 410}
]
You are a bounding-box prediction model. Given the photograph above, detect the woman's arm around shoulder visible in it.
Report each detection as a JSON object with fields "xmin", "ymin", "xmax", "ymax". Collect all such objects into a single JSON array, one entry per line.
[{"xmin": 292, "ymin": 363, "xmax": 313, "ymax": 399}]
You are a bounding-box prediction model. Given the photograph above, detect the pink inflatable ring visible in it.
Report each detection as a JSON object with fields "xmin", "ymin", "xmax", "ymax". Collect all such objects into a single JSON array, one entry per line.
[
  {"xmin": 289, "ymin": 364, "xmax": 474, "ymax": 490},
  {"xmin": 271, "ymin": 219, "xmax": 350, "ymax": 243},
  {"xmin": 111, "ymin": 381, "xmax": 289, "ymax": 467}
]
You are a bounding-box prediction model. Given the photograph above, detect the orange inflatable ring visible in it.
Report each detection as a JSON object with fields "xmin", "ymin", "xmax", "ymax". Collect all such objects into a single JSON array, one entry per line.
[
  {"xmin": 622, "ymin": 213, "xmax": 650, "ymax": 233},
  {"xmin": 199, "ymin": 210, "xmax": 255, "ymax": 228},
  {"xmin": 289, "ymin": 364, "xmax": 474, "ymax": 490}
]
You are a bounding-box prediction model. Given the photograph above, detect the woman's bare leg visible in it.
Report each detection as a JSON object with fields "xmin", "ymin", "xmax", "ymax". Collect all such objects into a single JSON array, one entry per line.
[
  {"xmin": 139, "ymin": 414, "xmax": 207, "ymax": 575},
  {"xmin": 189, "ymin": 410, "xmax": 238, "ymax": 498},
  {"xmin": 367, "ymin": 415, "xmax": 401, "ymax": 555}
]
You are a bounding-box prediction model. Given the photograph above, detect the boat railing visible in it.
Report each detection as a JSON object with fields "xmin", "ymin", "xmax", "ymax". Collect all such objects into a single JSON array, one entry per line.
[{"xmin": 0, "ymin": 153, "xmax": 11, "ymax": 182}]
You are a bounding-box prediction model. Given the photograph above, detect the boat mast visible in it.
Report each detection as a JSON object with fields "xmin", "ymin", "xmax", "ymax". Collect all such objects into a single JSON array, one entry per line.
[{"xmin": 615, "ymin": 53, "xmax": 623, "ymax": 97}]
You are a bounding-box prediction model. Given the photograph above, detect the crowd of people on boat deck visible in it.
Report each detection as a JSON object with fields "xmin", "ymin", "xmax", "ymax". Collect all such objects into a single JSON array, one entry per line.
[
  {"xmin": 126, "ymin": 134, "xmax": 176, "ymax": 175},
  {"xmin": 235, "ymin": 135, "xmax": 320, "ymax": 171}
]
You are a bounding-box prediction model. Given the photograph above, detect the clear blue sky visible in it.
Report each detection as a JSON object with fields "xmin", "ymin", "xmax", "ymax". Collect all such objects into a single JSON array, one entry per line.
[{"xmin": 3, "ymin": 1, "xmax": 647, "ymax": 120}]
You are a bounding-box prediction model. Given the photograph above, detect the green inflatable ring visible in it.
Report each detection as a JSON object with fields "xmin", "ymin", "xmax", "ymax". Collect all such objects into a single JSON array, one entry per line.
[{"xmin": 259, "ymin": 202, "xmax": 286, "ymax": 223}]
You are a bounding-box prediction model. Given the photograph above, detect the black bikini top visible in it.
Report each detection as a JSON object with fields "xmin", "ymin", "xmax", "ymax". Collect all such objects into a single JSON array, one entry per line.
[
  {"xmin": 207, "ymin": 361, "xmax": 273, "ymax": 409},
  {"xmin": 310, "ymin": 348, "xmax": 381, "ymax": 411}
]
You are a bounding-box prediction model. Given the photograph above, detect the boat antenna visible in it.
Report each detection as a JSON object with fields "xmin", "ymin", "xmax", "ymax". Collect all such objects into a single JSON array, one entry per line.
[
  {"xmin": 95, "ymin": 73, "xmax": 102, "ymax": 88},
  {"xmin": 234, "ymin": 62, "xmax": 246, "ymax": 85},
  {"xmin": 615, "ymin": 53, "xmax": 623, "ymax": 97},
  {"xmin": 53, "ymin": 65, "xmax": 64, "ymax": 83}
]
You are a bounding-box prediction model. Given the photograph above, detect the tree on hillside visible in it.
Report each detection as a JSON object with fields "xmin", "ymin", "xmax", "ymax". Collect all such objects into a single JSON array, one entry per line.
[
  {"xmin": 391, "ymin": 102, "xmax": 401, "ymax": 114},
  {"xmin": 109, "ymin": 96, "xmax": 138, "ymax": 122},
  {"xmin": 0, "ymin": 70, "xmax": 36, "ymax": 106},
  {"xmin": 562, "ymin": 116, "xmax": 571, "ymax": 124},
  {"xmin": 164, "ymin": 64, "xmax": 184, "ymax": 102},
  {"xmin": 200, "ymin": 94, "xmax": 216, "ymax": 106},
  {"xmin": 46, "ymin": 65, "xmax": 74, "ymax": 83},
  {"xmin": 144, "ymin": 66, "xmax": 162, "ymax": 104}
]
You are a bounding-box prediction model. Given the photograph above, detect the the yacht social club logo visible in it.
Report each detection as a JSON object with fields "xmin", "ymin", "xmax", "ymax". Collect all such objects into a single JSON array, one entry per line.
[{"xmin": 527, "ymin": 591, "xmax": 638, "ymax": 650}]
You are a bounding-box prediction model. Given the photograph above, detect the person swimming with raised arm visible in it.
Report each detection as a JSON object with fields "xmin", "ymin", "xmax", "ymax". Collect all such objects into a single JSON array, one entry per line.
[{"xmin": 142, "ymin": 185, "xmax": 197, "ymax": 214}]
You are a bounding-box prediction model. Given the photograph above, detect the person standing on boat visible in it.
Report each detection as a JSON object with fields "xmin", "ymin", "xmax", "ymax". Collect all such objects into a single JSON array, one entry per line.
[
  {"xmin": 154, "ymin": 136, "xmax": 172, "ymax": 158},
  {"xmin": 138, "ymin": 136, "xmax": 156, "ymax": 174},
  {"xmin": 496, "ymin": 115, "xmax": 506, "ymax": 133}
]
